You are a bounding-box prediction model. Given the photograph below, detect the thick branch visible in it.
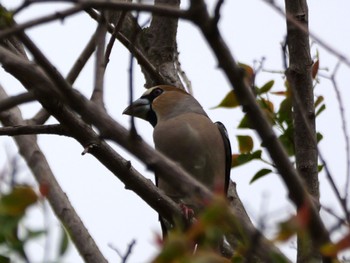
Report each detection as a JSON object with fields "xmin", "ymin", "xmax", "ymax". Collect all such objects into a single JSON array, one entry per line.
[{"xmin": 284, "ymin": 1, "xmax": 320, "ymax": 262}]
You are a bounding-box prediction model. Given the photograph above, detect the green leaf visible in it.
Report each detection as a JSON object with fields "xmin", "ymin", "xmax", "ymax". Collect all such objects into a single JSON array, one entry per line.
[
  {"xmin": 25, "ymin": 229, "xmax": 46, "ymax": 241},
  {"xmin": 232, "ymin": 150, "xmax": 262, "ymax": 168},
  {"xmin": 316, "ymin": 132, "xmax": 323, "ymax": 143},
  {"xmin": 58, "ymin": 226, "xmax": 70, "ymax": 257},
  {"xmin": 314, "ymin": 95, "xmax": 324, "ymax": 108},
  {"xmin": 237, "ymin": 135, "xmax": 254, "ymax": 153},
  {"xmin": 318, "ymin": 164, "xmax": 324, "ymax": 172},
  {"xmin": 258, "ymin": 80, "xmax": 274, "ymax": 94},
  {"xmin": 277, "ymin": 97, "xmax": 292, "ymax": 124},
  {"xmin": 279, "ymin": 132, "xmax": 294, "ymax": 156},
  {"xmin": 238, "ymin": 63, "xmax": 254, "ymax": 83},
  {"xmin": 0, "ymin": 254, "xmax": 10, "ymax": 263},
  {"xmin": 0, "ymin": 186, "xmax": 38, "ymax": 217},
  {"xmin": 315, "ymin": 104, "xmax": 326, "ymax": 117},
  {"xmin": 237, "ymin": 114, "xmax": 253, "ymax": 129},
  {"xmin": 212, "ymin": 90, "xmax": 239, "ymax": 109},
  {"xmin": 250, "ymin": 168, "xmax": 272, "ymax": 184},
  {"xmin": 258, "ymin": 98, "xmax": 274, "ymax": 112}
]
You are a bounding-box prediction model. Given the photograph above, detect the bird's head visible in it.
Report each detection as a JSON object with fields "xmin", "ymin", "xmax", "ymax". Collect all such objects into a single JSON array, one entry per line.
[{"xmin": 123, "ymin": 85, "xmax": 205, "ymax": 127}]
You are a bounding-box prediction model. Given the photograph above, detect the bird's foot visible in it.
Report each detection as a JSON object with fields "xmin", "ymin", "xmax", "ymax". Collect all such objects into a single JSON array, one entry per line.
[{"xmin": 179, "ymin": 203, "xmax": 195, "ymax": 220}]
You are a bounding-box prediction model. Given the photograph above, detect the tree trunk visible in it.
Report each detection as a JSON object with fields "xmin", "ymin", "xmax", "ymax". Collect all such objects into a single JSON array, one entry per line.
[{"xmin": 284, "ymin": 0, "xmax": 321, "ymax": 262}]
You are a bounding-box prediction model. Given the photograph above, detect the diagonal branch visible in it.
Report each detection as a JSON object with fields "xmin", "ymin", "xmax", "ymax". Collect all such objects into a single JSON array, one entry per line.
[{"xmin": 188, "ymin": 0, "xmax": 331, "ymax": 253}]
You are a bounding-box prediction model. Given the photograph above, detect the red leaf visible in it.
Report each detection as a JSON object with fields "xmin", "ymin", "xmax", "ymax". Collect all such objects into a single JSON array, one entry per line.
[{"xmin": 312, "ymin": 59, "xmax": 319, "ymax": 79}]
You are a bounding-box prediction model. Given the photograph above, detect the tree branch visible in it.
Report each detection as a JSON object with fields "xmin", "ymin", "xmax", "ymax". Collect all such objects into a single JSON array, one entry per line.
[
  {"xmin": 284, "ymin": 1, "xmax": 320, "ymax": 261},
  {"xmin": 188, "ymin": 0, "xmax": 331, "ymax": 254},
  {"xmin": 0, "ymin": 91, "xmax": 35, "ymax": 112},
  {"xmin": 0, "ymin": 124, "xmax": 69, "ymax": 136},
  {"xmin": 91, "ymin": 21, "xmax": 107, "ymax": 108},
  {"xmin": 0, "ymin": 86, "xmax": 108, "ymax": 263}
]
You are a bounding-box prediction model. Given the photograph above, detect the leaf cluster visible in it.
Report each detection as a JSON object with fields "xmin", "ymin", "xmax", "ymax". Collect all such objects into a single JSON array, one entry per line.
[{"xmin": 213, "ymin": 62, "xmax": 325, "ymax": 184}]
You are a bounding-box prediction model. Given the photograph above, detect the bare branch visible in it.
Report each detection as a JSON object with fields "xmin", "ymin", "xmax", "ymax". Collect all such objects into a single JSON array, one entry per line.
[
  {"xmin": 66, "ymin": 30, "xmax": 98, "ymax": 85},
  {"xmin": 0, "ymin": 5, "xmax": 85, "ymax": 40},
  {"xmin": 91, "ymin": 21, "xmax": 107, "ymax": 108},
  {"xmin": 0, "ymin": 86, "xmax": 108, "ymax": 263},
  {"xmin": 0, "ymin": 91, "xmax": 35, "ymax": 112},
  {"xmin": 262, "ymin": 0, "xmax": 350, "ymax": 67},
  {"xmin": 104, "ymin": 9, "xmax": 128, "ymax": 67},
  {"xmin": 213, "ymin": 0, "xmax": 225, "ymax": 26},
  {"xmin": 0, "ymin": 124, "xmax": 69, "ymax": 136},
  {"xmin": 321, "ymin": 63, "xmax": 350, "ymax": 209},
  {"xmin": 109, "ymin": 239, "xmax": 136, "ymax": 263},
  {"xmin": 85, "ymin": 8, "xmax": 166, "ymax": 84}
]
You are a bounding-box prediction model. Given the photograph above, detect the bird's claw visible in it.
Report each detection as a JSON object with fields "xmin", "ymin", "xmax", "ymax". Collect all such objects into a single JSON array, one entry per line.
[{"xmin": 179, "ymin": 203, "xmax": 195, "ymax": 220}]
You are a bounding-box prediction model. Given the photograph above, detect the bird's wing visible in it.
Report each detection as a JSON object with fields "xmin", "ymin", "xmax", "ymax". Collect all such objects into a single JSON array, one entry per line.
[{"xmin": 215, "ymin": 121, "xmax": 232, "ymax": 194}]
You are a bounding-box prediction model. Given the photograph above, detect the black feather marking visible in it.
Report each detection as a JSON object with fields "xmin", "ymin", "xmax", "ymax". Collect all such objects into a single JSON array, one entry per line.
[{"xmin": 215, "ymin": 121, "xmax": 232, "ymax": 194}]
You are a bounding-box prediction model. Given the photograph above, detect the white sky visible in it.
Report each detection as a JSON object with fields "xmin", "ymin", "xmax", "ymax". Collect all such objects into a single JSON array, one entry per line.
[{"xmin": 0, "ymin": 0, "xmax": 349, "ymax": 262}]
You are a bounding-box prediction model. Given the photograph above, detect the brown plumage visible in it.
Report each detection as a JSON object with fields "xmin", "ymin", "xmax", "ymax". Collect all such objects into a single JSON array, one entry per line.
[{"xmin": 123, "ymin": 85, "xmax": 231, "ymax": 235}]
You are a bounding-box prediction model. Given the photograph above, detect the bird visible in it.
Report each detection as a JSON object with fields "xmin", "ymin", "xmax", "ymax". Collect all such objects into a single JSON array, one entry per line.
[{"xmin": 123, "ymin": 85, "xmax": 231, "ymax": 236}]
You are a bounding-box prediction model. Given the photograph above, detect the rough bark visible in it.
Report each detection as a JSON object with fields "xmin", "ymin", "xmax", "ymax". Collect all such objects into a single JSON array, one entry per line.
[
  {"xmin": 284, "ymin": 0, "xmax": 321, "ymax": 262},
  {"xmin": 138, "ymin": 0, "xmax": 183, "ymax": 88}
]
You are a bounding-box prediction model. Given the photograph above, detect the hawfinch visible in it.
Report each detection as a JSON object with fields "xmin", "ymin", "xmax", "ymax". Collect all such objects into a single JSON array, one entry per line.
[{"xmin": 123, "ymin": 85, "xmax": 231, "ymax": 235}]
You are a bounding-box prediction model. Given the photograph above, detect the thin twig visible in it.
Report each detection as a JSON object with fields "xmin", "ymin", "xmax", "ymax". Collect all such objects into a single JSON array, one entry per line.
[
  {"xmin": 128, "ymin": 4, "xmax": 141, "ymax": 135},
  {"xmin": 66, "ymin": 30, "xmax": 98, "ymax": 84},
  {"xmin": 213, "ymin": 0, "xmax": 225, "ymax": 26},
  {"xmin": 109, "ymin": 239, "xmax": 137, "ymax": 263},
  {"xmin": 85, "ymin": 8, "xmax": 166, "ymax": 84},
  {"xmin": 28, "ymin": 18, "xmax": 99, "ymax": 125},
  {"xmin": 321, "ymin": 205, "xmax": 348, "ymax": 234},
  {"xmin": 0, "ymin": 91, "xmax": 35, "ymax": 112},
  {"xmin": 319, "ymin": 62, "xmax": 350, "ymax": 222},
  {"xmin": 263, "ymin": 0, "xmax": 350, "ymax": 67},
  {"xmin": 0, "ymin": 124, "xmax": 69, "ymax": 136},
  {"xmin": 330, "ymin": 63, "xmax": 350, "ymax": 207},
  {"xmin": 104, "ymin": 11, "xmax": 128, "ymax": 67},
  {"xmin": 91, "ymin": 19, "xmax": 107, "ymax": 108},
  {"xmin": 8, "ymin": 0, "xmax": 191, "ymax": 21},
  {"xmin": 289, "ymin": 74, "xmax": 350, "ymax": 224},
  {"xmin": 0, "ymin": 5, "xmax": 85, "ymax": 40}
]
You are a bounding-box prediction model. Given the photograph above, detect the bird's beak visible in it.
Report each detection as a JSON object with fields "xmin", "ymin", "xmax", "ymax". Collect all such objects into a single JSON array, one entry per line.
[{"xmin": 123, "ymin": 98, "xmax": 150, "ymax": 120}]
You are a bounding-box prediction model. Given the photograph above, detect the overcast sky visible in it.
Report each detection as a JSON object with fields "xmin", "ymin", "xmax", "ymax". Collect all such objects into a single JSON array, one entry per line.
[{"xmin": 0, "ymin": 0, "xmax": 349, "ymax": 262}]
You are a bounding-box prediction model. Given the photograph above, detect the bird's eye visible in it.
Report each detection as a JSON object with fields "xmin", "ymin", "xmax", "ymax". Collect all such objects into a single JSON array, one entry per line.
[{"xmin": 151, "ymin": 88, "xmax": 163, "ymax": 98}]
